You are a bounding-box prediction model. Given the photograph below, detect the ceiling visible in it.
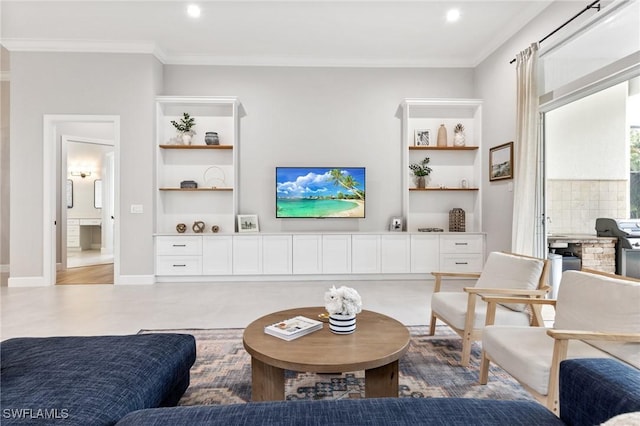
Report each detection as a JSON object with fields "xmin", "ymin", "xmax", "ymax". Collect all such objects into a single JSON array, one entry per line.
[{"xmin": 0, "ymin": 0, "xmax": 556, "ymax": 68}]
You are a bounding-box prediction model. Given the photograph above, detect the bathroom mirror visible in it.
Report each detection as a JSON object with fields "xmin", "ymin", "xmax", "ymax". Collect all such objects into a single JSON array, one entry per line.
[{"xmin": 94, "ymin": 179, "xmax": 102, "ymax": 209}]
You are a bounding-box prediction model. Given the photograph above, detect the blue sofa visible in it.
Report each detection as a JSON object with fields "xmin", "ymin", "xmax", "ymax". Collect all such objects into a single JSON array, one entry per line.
[
  {"xmin": 2, "ymin": 331, "xmax": 638, "ymax": 425},
  {"xmin": 116, "ymin": 358, "xmax": 639, "ymax": 426},
  {"xmin": 1, "ymin": 334, "xmax": 196, "ymax": 425}
]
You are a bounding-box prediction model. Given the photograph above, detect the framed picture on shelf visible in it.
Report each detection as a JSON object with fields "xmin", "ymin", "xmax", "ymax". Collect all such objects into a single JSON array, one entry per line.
[
  {"xmin": 389, "ymin": 216, "xmax": 403, "ymax": 232},
  {"xmin": 237, "ymin": 214, "xmax": 259, "ymax": 233},
  {"xmin": 489, "ymin": 141, "xmax": 514, "ymax": 181},
  {"xmin": 414, "ymin": 129, "xmax": 431, "ymax": 146}
]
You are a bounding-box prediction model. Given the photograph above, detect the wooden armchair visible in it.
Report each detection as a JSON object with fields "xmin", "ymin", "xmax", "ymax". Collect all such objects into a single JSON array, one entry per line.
[
  {"xmin": 479, "ymin": 270, "xmax": 640, "ymax": 415},
  {"xmin": 429, "ymin": 252, "xmax": 550, "ymax": 366}
]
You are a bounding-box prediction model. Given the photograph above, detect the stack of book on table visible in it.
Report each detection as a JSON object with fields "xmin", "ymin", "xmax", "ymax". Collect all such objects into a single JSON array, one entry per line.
[{"xmin": 264, "ymin": 316, "xmax": 323, "ymax": 341}]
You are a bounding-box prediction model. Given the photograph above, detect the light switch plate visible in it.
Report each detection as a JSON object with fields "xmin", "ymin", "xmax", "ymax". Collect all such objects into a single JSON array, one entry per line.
[{"xmin": 130, "ymin": 204, "xmax": 143, "ymax": 214}]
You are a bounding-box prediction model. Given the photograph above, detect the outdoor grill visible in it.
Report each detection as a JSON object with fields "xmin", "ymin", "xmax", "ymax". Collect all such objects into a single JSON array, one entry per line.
[{"xmin": 595, "ymin": 218, "xmax": 640, "ymax": 278}]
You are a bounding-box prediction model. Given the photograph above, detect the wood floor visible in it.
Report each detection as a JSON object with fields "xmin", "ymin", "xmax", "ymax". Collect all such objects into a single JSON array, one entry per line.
[{"xmin": 56, "ymin": 263, "xmax": 114, "ymax": 285}]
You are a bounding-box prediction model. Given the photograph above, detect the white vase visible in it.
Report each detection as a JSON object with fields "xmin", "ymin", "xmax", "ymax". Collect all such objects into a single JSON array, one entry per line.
[
  {"xmin": 454, "ymin": 132, "xmax": 466, "ymax": 147},
  {"xmin": 329, "ymin": 313, "xmax": 356, "ymax": 334},
  {"xmin": 181, "ymin": 133, "xmax": 193, "ymax": 145}
]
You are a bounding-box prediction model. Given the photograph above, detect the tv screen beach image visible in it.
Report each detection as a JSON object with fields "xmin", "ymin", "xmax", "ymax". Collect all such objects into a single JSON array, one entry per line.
[{"xmin": 276, "ymin": 167, "xmax": 366, "ymax": 218}]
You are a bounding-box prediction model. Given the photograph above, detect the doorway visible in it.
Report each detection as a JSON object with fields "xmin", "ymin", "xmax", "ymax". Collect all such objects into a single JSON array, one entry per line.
[
  {"xmin": 43, "ymin": 115, "xmax": 120, "ymax": 286},
  {"xmin": 59, "ymin": 136, "xmax": 115, "ymax": 284}
]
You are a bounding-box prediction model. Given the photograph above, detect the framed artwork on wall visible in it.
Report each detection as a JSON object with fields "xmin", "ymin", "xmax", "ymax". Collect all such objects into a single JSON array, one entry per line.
[
  {"xmin": 414, "ymin": 129, "xmax": 431, "ymax": 146},
  {"xmin": 237, "ymin": 214, "xmax": 259, "ymax": 233},
  {"xmin": 489, "ymin": 141, "xmax": 514, "ymax": 181}
]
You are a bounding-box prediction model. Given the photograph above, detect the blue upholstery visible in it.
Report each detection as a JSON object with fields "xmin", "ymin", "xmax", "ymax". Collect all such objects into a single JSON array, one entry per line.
[
  {"xmin": 116, "ymin": 398, "xmax": 564, "ymax": 426},
  {"xmin": 1, "ymin": 334, "xmax": 196, "ymax": 425},
  {"xmin": 560, "ymin": 358, "xmax": 640, "ymax": 426}
]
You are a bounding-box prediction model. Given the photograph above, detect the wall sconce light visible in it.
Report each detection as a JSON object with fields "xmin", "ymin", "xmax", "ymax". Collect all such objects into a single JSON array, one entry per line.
[{"xmin": 71, "ymin": 171, "xmax": 92, "ymax": 179}]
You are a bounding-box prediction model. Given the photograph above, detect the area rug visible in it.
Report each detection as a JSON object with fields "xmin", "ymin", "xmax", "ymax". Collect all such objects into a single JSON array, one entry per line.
[{"xmin": 139, "ymin": 326, "xmax": 534, "ymax": 406}]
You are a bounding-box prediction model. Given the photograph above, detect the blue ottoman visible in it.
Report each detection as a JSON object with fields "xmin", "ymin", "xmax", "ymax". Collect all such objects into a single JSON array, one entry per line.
[{"xmin": 1, "ymin": 334, "xmax": 196, "ymax": 425}]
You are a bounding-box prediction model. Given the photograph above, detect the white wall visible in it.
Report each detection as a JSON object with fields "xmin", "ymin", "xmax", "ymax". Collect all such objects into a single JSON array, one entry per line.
[
  {"xmin": 474, "ymin": 1, "xmax": 591, "ymax": 253},
  {"xmin": 1, "ymin": 47, "xmax": 9, "ymax": 276},
  {"xmin": 9, "ymin": 52, "xmax": 162, "ymax": 282},
  {"xmin": 163, "ymin": 66, "xmax": 474, "ymax": 233},
  {"xmin": 546, "ymin": 82, "xmax": 627, "ymax": 180}
]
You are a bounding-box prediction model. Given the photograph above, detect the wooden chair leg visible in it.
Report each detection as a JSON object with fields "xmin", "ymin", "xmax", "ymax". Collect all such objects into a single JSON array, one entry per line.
[
  {"xmin": 461, "ymin": 335, "xmax": 471, "ymax": 367},
  {"xmin": 479, "ymin": 351, "xmax": 490, "ymax": 384},
  {"xmin": 428, "ymin": 314, "xmax": 437, "ymax": 335}
]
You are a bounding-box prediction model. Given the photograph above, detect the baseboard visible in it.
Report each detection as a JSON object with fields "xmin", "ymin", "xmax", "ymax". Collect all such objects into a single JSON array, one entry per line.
[
  {"xmin": 8, "ymin": 276, "xmax": 50, "ymax": 287},
  {"xmin": 116, "ymin": 274, "xmax": 155, "ymax": 285}
]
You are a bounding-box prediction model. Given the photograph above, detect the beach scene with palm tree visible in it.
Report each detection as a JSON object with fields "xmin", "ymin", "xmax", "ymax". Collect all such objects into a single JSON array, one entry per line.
[{"xmin": 276, "ymin": 167, "xmax": 365, "ymax": 218}]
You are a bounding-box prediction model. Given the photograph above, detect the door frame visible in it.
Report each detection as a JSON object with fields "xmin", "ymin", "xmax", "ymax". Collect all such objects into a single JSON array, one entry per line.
[{"xmin": 43, "ymin": 115, "xmax": 120, "ymax": 285}]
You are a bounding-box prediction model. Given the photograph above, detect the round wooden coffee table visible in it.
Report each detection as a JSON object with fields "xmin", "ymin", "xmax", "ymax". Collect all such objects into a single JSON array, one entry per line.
[{"xmin": 243, "ymin": 307, "xmax": 410, "ymax": 401}]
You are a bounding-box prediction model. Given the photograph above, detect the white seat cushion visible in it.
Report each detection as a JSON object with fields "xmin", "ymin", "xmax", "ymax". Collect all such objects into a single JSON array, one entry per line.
[
  {"xmin": 483, "ymin": 326, "xmax": 611, "ymax": 395},
  {"xmin": 474, "ymin": 252, "xmax": 545, "ymax": 312},
  {"xmin": 432, "ymin": 292, "xmax": 530, "ymax": 331}
]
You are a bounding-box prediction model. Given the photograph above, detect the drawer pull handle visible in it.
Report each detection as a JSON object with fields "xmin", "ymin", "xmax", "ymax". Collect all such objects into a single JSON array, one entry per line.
[
  {"xmin": 172, "ymin": 244, "xmax": 187, "ymax": 247},
  {"xmin": 455, "ymin": 243, "xmax": 468, "ymax": 246},
  {"xmin": 455, "ymin": 262, "xmax": 468, "ymax": 265},
  {"xmin": 173, "ymin": 264, "xmax": 187, "ymax": 267}
]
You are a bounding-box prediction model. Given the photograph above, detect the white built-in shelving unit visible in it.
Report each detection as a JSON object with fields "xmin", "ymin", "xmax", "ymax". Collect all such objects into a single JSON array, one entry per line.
[
  {"xmin": 401, "ymin": 99, "xmax": 483, "ymax": 233},
  {"xmin": 155, "ymin": 96, "xmax": 241, "ymax": 235}
]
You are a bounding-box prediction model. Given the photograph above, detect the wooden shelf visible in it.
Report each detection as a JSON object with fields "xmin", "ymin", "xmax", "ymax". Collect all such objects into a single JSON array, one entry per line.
[
  {"xmin": 409, "ymin": 146, "xmax": 478, "ymax": 151},
  {"xmin": 159, "ymin": 144, "xmax": 233, "ymax": 150},
  {"xmin": 159, "ymin": 187, "xmax": 233, "ymax": 191},
  {"xmin": 409, "ymin": 187, "xmax": 479, "ymax": 191}
]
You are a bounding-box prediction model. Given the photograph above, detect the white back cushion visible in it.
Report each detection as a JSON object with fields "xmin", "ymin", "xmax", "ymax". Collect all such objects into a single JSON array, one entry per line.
[
  {"xmin": 555, "ymin": 270, "xmax": 640, "ymax": 332},
  {"xmin": 475, "ymin": 252, "xmax": 545, "ymax": 312},
  {"xmin": 555, "ymin": 270, "xmax": 640, "ymax": 367}
]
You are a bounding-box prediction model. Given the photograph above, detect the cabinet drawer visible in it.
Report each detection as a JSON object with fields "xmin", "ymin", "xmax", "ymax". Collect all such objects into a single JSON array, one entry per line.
[
  {"xmin": 440, "ymin": 235, "xmax": 483, "ymax": 253},
  {"xmin": 440, "ymin": 254, "xmax": 483, "ymax": 272},
  {"xmin": 67, "ymin": 219, "xmax": 80, "ymax": 226},
  {"xmin": 80, "ymin": 218, "xmax": 101, "ymax": 226},
  {"xmin": 156, "ymin": 256, "xmax": 202, "ymax": 275},
  {"xmin": 67, "ymin": 236, "xmax": 80, "ymax": 247},
  {"xmin": 156, "ymin": 236, "xmax": 202, "ymax": 256},
  {"xmin": 67, "ymin": 226, "xmax": 80, "ymax": 236}
]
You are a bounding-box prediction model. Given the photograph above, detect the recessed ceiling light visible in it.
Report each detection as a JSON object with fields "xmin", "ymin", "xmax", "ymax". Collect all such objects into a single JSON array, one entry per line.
[
  {"xmin": 446, "ymin": 9, "xmax": 461, "ymax": 23},
  {"xmin": 187, "ymin": 4, "xmax": 201, "ymax": 18}
]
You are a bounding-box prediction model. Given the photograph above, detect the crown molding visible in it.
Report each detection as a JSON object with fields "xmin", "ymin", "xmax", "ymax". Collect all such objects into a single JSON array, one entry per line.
[
  {"xmin": 0, "ymin": 38, "xmax": 474, "ymax": 68},
  {"xmin": 1, "ymin": 38, "xmax": 165, "ymax": 57}
]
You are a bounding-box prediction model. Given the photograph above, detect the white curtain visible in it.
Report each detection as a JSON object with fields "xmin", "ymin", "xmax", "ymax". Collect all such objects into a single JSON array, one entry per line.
[{"xmin": 512, "ymin": 43, "xmax": 541, "ymax": 257}]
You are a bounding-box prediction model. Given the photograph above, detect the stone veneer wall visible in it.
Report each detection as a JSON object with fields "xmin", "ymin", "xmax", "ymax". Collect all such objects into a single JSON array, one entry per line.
[
  {"xmin": 570, "ymin": 241, "xmax": 616, "ymax": 273},
  {"xmin": 547, "ymin": 180, "xmax": 628, "ymax": 235}
]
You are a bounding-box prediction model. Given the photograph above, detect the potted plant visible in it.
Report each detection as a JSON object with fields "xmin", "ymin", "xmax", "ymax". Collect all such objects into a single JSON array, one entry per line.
[
  {"xmin": 171, "ymin": 112, "xmax": 196, "ymax": 145},
  {"xmin": 324, "ymin": 285, "xmax": 362, "ymax": 334},
  {"xmin": 409, "ymin": 157, "xmax": 432, "ymax": 188}
]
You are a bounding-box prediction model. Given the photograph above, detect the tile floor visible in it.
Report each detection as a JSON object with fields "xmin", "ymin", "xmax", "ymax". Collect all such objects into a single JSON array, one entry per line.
[{"xmin": 2, "ymin": 279, "xmax": 468, "ymax": 340}]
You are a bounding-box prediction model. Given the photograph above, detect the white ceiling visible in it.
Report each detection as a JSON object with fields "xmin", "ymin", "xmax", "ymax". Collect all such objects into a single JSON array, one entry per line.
[{"xmin": 0, "ymin": 0, "xmax": 556, "ymax": 67}]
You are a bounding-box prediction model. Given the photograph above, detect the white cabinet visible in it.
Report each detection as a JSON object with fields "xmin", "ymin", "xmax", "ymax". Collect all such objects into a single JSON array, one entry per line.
[
  {"xmin": 439, "ymin": 234, "xmax": 484, "ymax": 272},
  {"xmin": 202, "ymin": 236, "xmax": 233, "ymax": 275},
  {"xmin": 293, "ymin": 235, "xmax": 322, "ymax": 274},
  {"xmin": 156, "ymin": 96, "xmax": 241, "ymax": 235},
  {"xmin": 233, "ymin": 235, "xmax": 262, "ymax": 275},
  {"xmin": 322, "ymin": 235, "xmax": 352, "ymax": 274},
  {"xmin": 401, "ymin": 99, "xmax": 483, "ymax": 233},
  {"xmin": 154, "ymin": 232, "xmax": 484, "ymax": 279},
  {"xmin": 67, "ymin": 219, "xmax": 80, "ymax": 248},
  {"xmin": 410, "ymin": 234, "xmax": 440, "ymax": 273},
  {"xmin": 381, "ymin": 234, "xmax": 411, "ymax": 273},
  {"xmin": 352, "ymin": 235, "xmax": 380, "ymax": 273},
  {"xmin": 263, "ymin": 235, "xmax": 292, "ymax": 275},
  {"xmin": 155, "ymin": 236, "xmax": 202, "ymax": 276}
]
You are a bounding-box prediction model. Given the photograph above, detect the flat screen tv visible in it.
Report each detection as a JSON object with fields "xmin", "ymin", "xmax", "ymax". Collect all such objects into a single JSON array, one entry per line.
[{"xmin": 276, "ymin": 167, "xmax": 366, "ymax": 218}]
